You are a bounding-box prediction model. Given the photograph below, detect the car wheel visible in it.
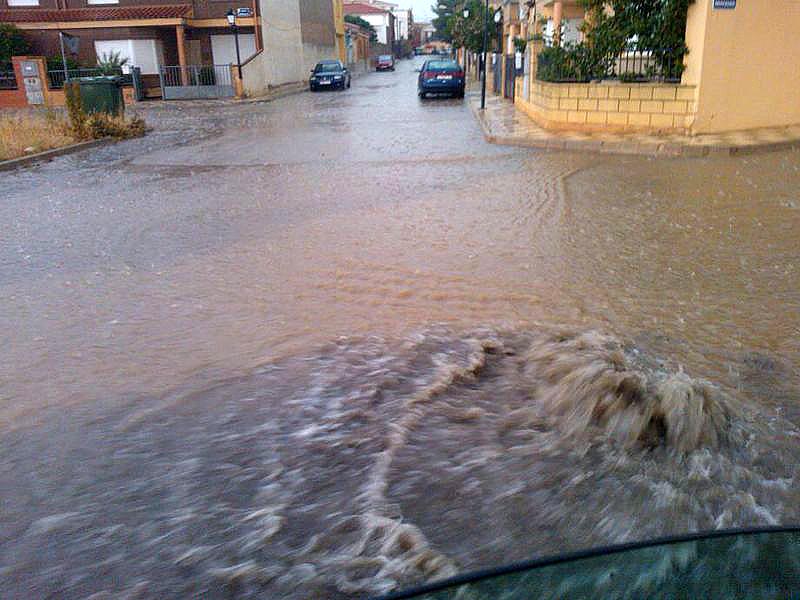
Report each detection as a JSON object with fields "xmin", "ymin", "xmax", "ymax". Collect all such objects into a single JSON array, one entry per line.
[
  {"xmin": 419, "ymin": 91, "xmax": 426, "ymax": 99},
  {"xmin": 347, "ymin": 79, "xmax": 351, "ymax": 89}
]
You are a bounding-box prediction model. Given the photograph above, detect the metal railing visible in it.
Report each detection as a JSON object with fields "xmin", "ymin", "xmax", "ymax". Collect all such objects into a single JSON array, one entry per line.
[
  {"xmin": 608, "ymin": 48, "xmax": 685, "ymax": 82},
  {"xmin": 160, "ymin": 65, "xmax": 233, "ymax": 88},
  {"xmin": 47, "ymin": 68, "xmax": 127, "ymax": 89},
  {"xmin": 537, "ymin": 47, "xmax": 685, "ymax": 83},
  {"xmin": 0, "ymin": 67, "xmax": 16, "ymax": 90}
]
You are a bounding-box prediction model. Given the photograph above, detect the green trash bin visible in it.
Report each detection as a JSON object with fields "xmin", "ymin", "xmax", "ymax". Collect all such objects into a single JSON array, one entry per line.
[{"xmin": 70, "ymin": 76, "xmax": 124, "ymax": 116}]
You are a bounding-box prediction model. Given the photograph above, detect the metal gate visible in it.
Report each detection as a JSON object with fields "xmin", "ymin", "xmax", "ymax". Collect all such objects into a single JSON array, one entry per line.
[
  {"xmin": 504, "ymin": 54, "xmax": 515, "ymax": 101},
  {"xmin": 159, "ymin": 64, "xmax": 235, "ymax": 100},
  {"xmin": 492, "ymin": 53, "xmax": 502, "ymax": 95}
]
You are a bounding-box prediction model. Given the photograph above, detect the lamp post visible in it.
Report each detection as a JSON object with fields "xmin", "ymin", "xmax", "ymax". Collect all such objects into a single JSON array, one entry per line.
[
  {"xmin": 480, "ymin": 0, "xmax": 490, "ymax": 109},
  {"xmin": 226, "ymin": 10, "xmax": 242, "ymax": 79},
  {"xmin": 461, "ymin": 7, "xmax": 469, "ymax": 64}
]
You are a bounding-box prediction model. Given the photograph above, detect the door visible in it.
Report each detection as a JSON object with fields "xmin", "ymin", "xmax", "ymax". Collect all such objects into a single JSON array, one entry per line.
[
  {"xmin": 210, "ymin": 34, "xmax": 256, "ymax": 66},
  {"xmin": 186, "ymin": 40, "xmax": 202, "ymax": 66},
  {"xmin": 504, "ymin": 54, "xmax": 515, "ymax": 101}
]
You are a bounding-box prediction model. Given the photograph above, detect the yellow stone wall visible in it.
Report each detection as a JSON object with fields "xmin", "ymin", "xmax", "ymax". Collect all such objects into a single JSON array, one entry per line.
[
  {"xmin": 332, "ymin": 0, "xmax": 346, "ymax": 63},
  {"xmin": 520, "ymin": 80, "xmax": 698, "ymax": 133},
  {"xmin": 683, "ymin": 0, "xmax": 800, "ymax": 133}
]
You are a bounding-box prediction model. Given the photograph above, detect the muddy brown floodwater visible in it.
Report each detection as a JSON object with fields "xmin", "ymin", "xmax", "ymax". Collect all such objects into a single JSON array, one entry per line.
[{"xmin": 1, "ymin": 58, "xmax": 799, "ymax": 598}]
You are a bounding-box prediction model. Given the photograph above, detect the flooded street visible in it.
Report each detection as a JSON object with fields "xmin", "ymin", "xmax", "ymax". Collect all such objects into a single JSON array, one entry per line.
[{"xmin": 1, "ymin": 57, "xmax": 799, "ymax": 598}]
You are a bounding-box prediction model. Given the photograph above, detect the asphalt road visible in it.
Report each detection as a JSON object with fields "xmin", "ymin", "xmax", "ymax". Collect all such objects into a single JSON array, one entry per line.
[{"xmin": 2, "ymin": 56, "xmax": 800, "ymax": 599}]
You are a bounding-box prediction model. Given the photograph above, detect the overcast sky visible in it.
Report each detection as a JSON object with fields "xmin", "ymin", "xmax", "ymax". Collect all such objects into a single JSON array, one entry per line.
[{"xmin": 406, "ymin": 0, "xmax": 435, "ymax": 22}]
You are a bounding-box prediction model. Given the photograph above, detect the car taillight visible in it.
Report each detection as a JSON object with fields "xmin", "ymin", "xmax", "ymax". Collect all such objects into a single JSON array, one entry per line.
[
  {"xmin": 423, "ymin": 71, "xmax": 435, "ymax": 79},
  {"xmin": 454, "ymin": 70, "xmax": 464, "ymax": 78}
]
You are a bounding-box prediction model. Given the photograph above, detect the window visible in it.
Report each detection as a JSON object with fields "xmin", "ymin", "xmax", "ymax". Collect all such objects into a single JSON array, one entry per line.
[
  {"xmin": 7, "ymin": 0, "xmax": 40, "ymax": 6},
  {"xmin": 313, "ymin": 62, "xmax": 343, "ymax": 73},
  {"xmin": 94, "ymin": 39, "xmax": 164, "ymax": 75},
  {"xmin": 210, "ymin": 34, "xmax": 256, "ymax": 66}
]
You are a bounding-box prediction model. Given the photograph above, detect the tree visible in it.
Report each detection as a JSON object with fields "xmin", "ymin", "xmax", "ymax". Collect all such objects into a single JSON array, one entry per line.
[
  {"xmin": 449, "ymin": 0, "xmax": 487, "ymax": 54},
  {"xmin": 0, "ymin": 24, "xmax": 31, "ymax": 65},
  {"xmin": 578, "ymin": 0, "xmax": 694, "ymax": 78},
  {"xmin": 431, "ymin": 0, "xmax": 457, "ymax": 42},
  {"xmin": 96, "ymin": 50, "xmax": 129, "ymax": 74},
  {"xmin": 344, "ymin": 15, "xmax": 378, "ymax": 43}
]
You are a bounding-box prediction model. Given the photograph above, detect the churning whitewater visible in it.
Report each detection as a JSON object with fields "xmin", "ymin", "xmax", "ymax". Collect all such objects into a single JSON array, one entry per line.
[{"xmin": 1, "ymin": 326, "xmax": 797, "ymax": 598}]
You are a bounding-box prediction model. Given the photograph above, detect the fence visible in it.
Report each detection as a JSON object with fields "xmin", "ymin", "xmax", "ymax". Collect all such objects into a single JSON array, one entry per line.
[
  {"xmin": 537, "ymin": 47, "xmax": 685, "ymax": 83},
  {"xmin": 610, "ymin": 48, "xmax": 685, "ymax": 82},
  {"xmin": 47, "ymin": 68, "xmax": 128, "ymax": 89},
  {"xmin": 0, "ymin": 65, "xmax": 16, "ymax": 90},
  {"xmin": 160, "ymin": 65, "xmax": 232, "ymax": 88},
  {"xmin": 159, "ymin": 65, "xmax": 235, "ymax": 100}
]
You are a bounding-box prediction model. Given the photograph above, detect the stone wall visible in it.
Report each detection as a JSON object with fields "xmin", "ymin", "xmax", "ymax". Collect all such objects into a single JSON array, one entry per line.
[
  {"xmin": 520, "ymin": 80, "xmax": 698, "ymax": 134},
  {"xmin": 299, "ymin": 0, "xmax": 336, "ymax": 47}
]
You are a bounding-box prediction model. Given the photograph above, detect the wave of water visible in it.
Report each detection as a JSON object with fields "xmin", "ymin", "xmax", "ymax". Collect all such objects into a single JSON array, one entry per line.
[{"xmin": 0, "ymin": 326, "xmax": 797, "ymax": 598}]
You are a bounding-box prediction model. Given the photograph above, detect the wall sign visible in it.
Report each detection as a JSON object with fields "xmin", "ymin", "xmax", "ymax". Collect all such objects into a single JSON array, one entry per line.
[
  {"xmin": 713, "ymin": 0, "xmax": 736, "ymax": 8},
  {"xmin": 21, "ymin": 60, "xmax": 39, "ymax": 77},
  {"xmin": 23, "ymin": 77, "xmax": 44, "ymax": 105},
  {"xmin": 21, "ymin": 60, "xmax": 44, "ymax": 105}
]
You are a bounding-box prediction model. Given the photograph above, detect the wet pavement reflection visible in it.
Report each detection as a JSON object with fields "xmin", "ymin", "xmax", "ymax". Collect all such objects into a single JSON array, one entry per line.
[{"xmin": 1, "ymin": 57, "xmax": 799, "ymax": 598}]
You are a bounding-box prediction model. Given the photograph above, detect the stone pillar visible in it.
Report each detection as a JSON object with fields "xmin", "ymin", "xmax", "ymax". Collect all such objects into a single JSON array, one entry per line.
[
  {"xmin": 231, "ymin": 64, "xmax": 244, "ymax": 98},
  {"xmin": 176, "ymin": 25, "xmax": 188, "ymax": 85},
  {"xmin": 553, "ymin": 0, "xmax": 563, "ymax": 47},
  {"xmin": 12, "ymin": 56, "xmax": 49, "ymax": 106}
]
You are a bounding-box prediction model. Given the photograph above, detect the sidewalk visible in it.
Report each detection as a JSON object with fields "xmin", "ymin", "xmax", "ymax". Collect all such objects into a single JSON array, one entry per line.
[{"xmin": 469, "ymin": 93, "xmax": 800, "ymax": 158}]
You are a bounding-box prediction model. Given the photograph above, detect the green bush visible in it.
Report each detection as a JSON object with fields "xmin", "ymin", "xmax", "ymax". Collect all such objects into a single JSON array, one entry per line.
[
  {"xmin": 536, "ymin": 44, "xmax": 608, "ymax": 82},
  {"xmin": 85, "ymin": 113, "xmax": 145, "ymax": 140},
  {"xmin": 0, "ymin": 24, "xmax": 31, "ymax": 64},
  {"xmin": 46, "ymin": 55, "xmax": 81, "ymax": 72},
  {"xmin": 536, "ymin": 0, "xmax": 693, "ymax": 82},
  {"xmin": 63, "ymin": 80, "xmax": 145, "ymax": 141}
]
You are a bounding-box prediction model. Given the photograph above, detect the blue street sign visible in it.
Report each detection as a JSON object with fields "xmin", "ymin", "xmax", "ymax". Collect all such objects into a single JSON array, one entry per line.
[
  {"xmin": 713, "ymin": 0, "xmax": 736, "ymax": 8},
  {"xmin": 235, "ymin": 7, "xmax": 253, "ymax": 17}
]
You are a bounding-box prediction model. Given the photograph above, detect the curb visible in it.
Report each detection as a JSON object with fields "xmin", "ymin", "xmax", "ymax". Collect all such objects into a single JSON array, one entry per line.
[
  {"xmin": 468, "ymin": 98, "xmax": 800, "ymax": 158},
  {"xmin": 0, "ymin": 138, "xmax": 112, "ymax": 172},
  {"xmin": 238, "ymin": 82, "xmax": 309, "ymax": 104}
]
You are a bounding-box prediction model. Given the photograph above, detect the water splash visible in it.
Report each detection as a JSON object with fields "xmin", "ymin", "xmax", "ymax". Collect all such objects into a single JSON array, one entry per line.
[{"xmin": 524, "ymin": 331, "xmax": 741, "ymax": 452}]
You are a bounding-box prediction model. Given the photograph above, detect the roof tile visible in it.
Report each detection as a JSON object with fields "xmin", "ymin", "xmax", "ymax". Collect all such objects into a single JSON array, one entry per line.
[{"xmin": 0, "ymin": 5, "xmax": 192, "ymax": 23}]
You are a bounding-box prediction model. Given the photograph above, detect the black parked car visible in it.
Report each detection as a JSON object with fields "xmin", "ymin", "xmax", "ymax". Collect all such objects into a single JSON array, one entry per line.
[
  {"xmin": 417, "ymin": 59, "xmax": 465, "ymax": 98},
  {"xmin": 309, "ymin": 60, "xmax": 351, "ymax": 91}
]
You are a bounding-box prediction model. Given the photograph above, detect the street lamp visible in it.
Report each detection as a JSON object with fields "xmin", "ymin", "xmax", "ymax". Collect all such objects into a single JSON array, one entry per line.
[
  {"xmin": 226, "ymin": 9, "xmax": 242, "ymax": 79},
  {"xmin": 494, "ymin": 7, "xmax": 502, "ymax": 60},
  {"xmin": 480, "ymin": 0, "xmax": 489, "ymax": 109}
]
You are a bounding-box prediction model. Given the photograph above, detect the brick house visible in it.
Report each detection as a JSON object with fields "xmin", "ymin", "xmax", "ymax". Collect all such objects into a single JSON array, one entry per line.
[
  {"xmin": 0, "ymin": 0, "xmax": 259, "ymax": 83},
  {"xmin": 343, "ymin": 1, "xmax": 393, "ymax": 53}
]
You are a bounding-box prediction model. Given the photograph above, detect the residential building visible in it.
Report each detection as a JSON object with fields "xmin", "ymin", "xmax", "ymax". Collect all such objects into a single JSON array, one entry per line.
[
  {"xmin": 0, "ymin": 0, "xmax": 344, "ymax": 97},
  {"xmin": 0, "ymin": 0, "xmax": 260, "ymax": 79},
  {"xmin": 344, "ymin": 20, "xmax": 369, "ymax": 71},
  {"xmin": 512, "ymin": 0, "xmax": 800, "ymax": 135},
  {"xmin": 391, "ymin": 7, "xmax": 410, "ymax": 41},
  {"xmin": 239, "ymin": 0, "xmax": 343, "ymax": 94},
  {"xmin": 343, "ymin": 1, "xmax": 394, "ymax": 50}
]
